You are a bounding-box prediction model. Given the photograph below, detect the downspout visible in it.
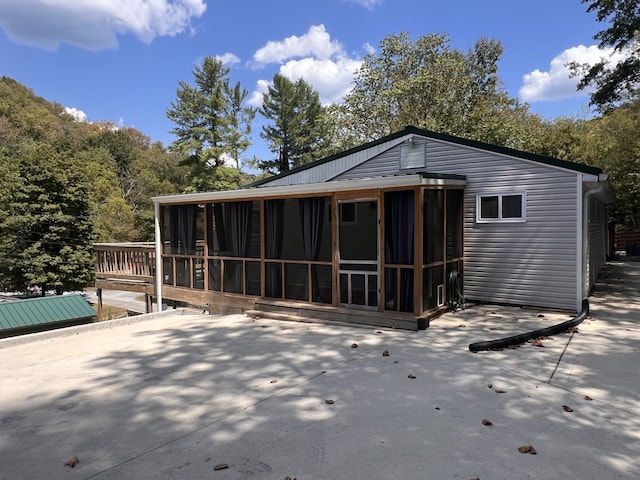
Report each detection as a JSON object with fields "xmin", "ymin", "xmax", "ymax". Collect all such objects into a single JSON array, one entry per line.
[{"xmin": 154, "ymin": 201, "xmax": 163, "ymax": 312}]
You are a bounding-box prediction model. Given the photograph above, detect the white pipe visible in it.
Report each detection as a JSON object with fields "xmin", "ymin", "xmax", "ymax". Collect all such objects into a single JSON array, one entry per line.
[{"xmin": 154, "ymin": 201, "xmax": 163, "ymax": 312}]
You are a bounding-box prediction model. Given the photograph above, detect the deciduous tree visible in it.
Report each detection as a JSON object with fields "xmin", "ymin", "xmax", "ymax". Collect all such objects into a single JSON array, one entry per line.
[
  {"xmin": 0, "ymin": 143, "xmax": 95, "ymax": 295},
  {"xmin": 332, "ymin": 33, "xmax": 532, "ymax": 147},
  {"xmin": 573, "ymin": 0, "xmax": 640, "ymax": 110}
]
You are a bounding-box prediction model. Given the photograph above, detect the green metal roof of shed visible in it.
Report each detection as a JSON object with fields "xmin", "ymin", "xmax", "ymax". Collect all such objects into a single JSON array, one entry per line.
[{"xmin": 0, "ymin": 294, "xmax": 96, "ymax": 332}]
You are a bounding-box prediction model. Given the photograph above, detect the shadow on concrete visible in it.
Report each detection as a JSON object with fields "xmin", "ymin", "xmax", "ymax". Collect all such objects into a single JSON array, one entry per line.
[{"xmin": 0, "ymin": 259, "xmax": 639, "ymax": 479}]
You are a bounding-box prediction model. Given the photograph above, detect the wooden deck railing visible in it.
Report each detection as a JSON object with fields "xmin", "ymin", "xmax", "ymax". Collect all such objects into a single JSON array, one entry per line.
[{"xmin": 95, "ymin": 242, "xmax": 156, "ymax": 282}]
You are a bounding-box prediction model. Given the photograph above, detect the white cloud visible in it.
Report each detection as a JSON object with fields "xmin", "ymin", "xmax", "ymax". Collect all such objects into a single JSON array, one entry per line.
[
  {"xmin": 253, "ymin": 24, "xmax": 344, "ymax": 64},
  {"xmin": 519, "ymin": 44, "xmax": 626, "ymax": 103},
  {"xmin": 216, "ymin": 52, "xmax": 241, "ymax": 66},
  {"xmin": 362, "ymin": 42, "xmax": 376, "ymax": 55},
  {"xmin": 0, "ymin": 0, "xmax": 207, "ymax": 50},
  {"xmin": 247, "ymin": 79, "xmax": 271, "ymax": 108},
  {"xmin": 279, "ymin": 56, "xmax": 362, "ymax": 104},
  {"xmin": 64, "ymin": 106, "xmax": 88, "ymax": 123},
  {"xmin": 250, "ymin": 24, "xmax": 363, "ymax": 106}
]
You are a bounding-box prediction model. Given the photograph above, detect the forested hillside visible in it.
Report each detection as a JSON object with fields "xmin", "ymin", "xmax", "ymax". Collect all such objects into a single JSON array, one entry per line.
[{"xmin": 0, "ymin": 76, "xmax": 189, "ymax": 294}]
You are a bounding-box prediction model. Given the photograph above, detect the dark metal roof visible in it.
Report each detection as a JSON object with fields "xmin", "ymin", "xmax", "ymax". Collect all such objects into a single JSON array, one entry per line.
[
  {"xmin": 0, "ymin": 294, "xmax": 96, "ymax": 333},
  {"xmin": 247, "ymin": 125, "xmax": 603, "ymax": 188}
]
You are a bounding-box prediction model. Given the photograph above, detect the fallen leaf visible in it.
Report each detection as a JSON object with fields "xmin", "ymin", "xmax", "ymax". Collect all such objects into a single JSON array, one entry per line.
[
  {"xmin": 517, "ymin": 445, "xmax": 537, "ymax": 454},
  {"xmin": 482, "ymin": 418, "xmax": 493, "ymax": 426},
  {"xmin": 325, "ymin": 399, "xmax": 335, "ymax": 405},
  {"xmin": 435, "ymin": 406, "xmax": 440, "ymax": 410},
  {"xmin": 584, "ymin": 395, "xmax": 593, "ymax": 401},
  {"xmin": 494, "ymin": 389, "xmax": 506, "ymax": 394},
  {"xmin": 488, "ymin": 327, "xmax": 497, "ymax": 330},
  {"xmin": 270, "ymin": 379, "xmax": 278, "ymax": 384},
  {"xmin": 64, "ymin": 456, "xmax": 79, "ymax": 468},
  {"xmin": 537, "ymin": 314, "xmax": 545, "ymax": 318},
  {"xmin": 562, "ymin": 405, "xmax": 574, "ymax": 412},
  {"xmin": 382, "ymin": 349, "xmax": 390, "ymax": 356},
  {"xmin": 351, "ymin": 343, "xmax": 358, "ymax": 348},
  {"xmin": 531, "ymin": 339, "xmax": 545, "ymax": 347},
  {"xmin": 214, "ymin": 463, "xmax": 229, "ymax": 471},
  {"xmin": 408, "ymin": 374, "xmax": 416, "ymax": 379},
  {"xmin": 458, "ymin": 324, "xmax": 466, "ymax": 328}
]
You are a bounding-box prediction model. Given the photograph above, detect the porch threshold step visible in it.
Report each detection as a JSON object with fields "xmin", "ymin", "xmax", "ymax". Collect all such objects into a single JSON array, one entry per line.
[{"xmin": 245, "ymin": 308, "xmax": 424, "ymax": 331}]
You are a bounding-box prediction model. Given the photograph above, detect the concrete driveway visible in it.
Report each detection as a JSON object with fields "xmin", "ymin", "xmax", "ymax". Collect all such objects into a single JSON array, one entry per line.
[{"xmin": 1, "ymin": 260, "xmax": 639, "ymax": 479}]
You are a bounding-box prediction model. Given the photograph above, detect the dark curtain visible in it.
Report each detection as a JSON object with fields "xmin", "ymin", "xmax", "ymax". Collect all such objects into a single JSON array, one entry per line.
[
  {"xmin": 169, "ymin": 205, "xmax": 179, "ymax": 254},
  {"xmin": 299, "ymin": 197, "xmax": 325, "ymax": 302},
  {"xmin": 230, "ymin": 201, "xmax": 252, "ymax": 293},
  {"xmin": 385, "ymin": 191, "xmax": 414, "ymax": 312},
  {"xmin": 266, "ymin": 199, "xmax": 285, "ymax": 297},
  {"xmin": 299, "ymin": 197, "xmax": 325, "ymax": 261},
  {"xmin": 173, "ymin": 205, "xmax": 197, "ymax": 287},
  {"xmin": 212, "ymin": 203, "xmax": 228, "ymax": 253},
  {"xmin": 179, "ymin": 205, "xmax": 197, "ymax": 255}
]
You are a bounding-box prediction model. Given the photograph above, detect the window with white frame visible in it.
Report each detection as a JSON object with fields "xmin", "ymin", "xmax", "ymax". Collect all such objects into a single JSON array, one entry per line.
[{"xmin": 476, "ymin": 192, "xmax": 526, "ymax": 223}]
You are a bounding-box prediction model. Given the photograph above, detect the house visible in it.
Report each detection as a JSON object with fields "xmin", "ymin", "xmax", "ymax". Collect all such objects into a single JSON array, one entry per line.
[{"xmin": 144, "ymin": 126, "xmax": 614, "ymax": 330}]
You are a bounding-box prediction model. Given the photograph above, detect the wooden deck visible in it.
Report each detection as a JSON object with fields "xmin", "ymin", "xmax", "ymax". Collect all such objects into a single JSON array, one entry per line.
[{"xmin": 94, "ymin": 243, "xmax": 156, "ymax": 318}]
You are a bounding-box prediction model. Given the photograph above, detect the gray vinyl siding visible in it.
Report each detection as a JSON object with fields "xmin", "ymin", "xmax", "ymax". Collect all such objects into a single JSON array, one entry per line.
[
  {"xmin": 337, "ymin": 144, "xmax": 408, "ymax": 180},
  {"xmin": 259, "ymin": 137, "xmax": 406, "ymax": 187},
  {"xmin": 337, "ymin": 137, "xmax": 580, "ymax": 311}
]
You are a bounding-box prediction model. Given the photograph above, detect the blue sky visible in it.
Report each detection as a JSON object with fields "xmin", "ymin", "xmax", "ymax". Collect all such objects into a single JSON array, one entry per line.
[{"xmin": 0, "ymin": 0, "xmax": 616, "ymax": 166}]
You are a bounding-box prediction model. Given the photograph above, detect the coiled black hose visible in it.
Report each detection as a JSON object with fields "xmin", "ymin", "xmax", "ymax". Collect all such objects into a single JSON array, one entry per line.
[{"xmin": 468, "ymin": 299, "xmax": 589, "ymax": 353}]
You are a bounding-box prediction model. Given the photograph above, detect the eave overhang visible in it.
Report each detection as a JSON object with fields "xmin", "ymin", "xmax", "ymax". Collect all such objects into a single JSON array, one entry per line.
[{"xmin": 153, "ymin": 172, "xmax": 466, "ymax": 206}]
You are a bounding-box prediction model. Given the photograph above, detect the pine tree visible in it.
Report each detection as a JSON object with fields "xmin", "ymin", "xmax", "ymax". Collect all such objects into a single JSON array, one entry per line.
[
  {"xmin": 166, "ymin": 57, "xmax": 254, "ymax": 191},
  {"xmin": 259, "ymin": 74, "xmax": 328, "ymax": 174}
]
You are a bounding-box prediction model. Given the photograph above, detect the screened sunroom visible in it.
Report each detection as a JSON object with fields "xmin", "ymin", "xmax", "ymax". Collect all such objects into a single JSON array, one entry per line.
[{"xmin": 154, "ymin": 173, "xmax": 465, "ymax": 330}]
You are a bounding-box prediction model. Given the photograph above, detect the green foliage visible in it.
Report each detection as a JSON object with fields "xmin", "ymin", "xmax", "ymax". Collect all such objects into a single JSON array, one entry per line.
[
  {"xmin": 570, "ymin": 101, "xmax": 640, "ymax": 230},
  {"xmin": 85, "ymin": 128, "xmax": 136, "ymax": 178},
  {"xmin": 573, "ymin": 0, "xmax": 640, "ymax": 110},
  {"xmin": 259, "ymin": 73, "xmax": 330, "ymax": 174},
  {"xmin": 226, "ymin": 83, "xmax": 257, "ymax": 170},
  {"xmin": 0, "ymin": 76, "xmax": 190, "ymax": 295},
  {"xmin": 332, "ymin": 33, "xmax": 533, "ymax": 148},
  {"xmin": 0, "ymin": 143, "xmax": 95, "ymax": 294},
  {"xmin": 166, "ymin": 57, "xmax": 255, "ymax": 190}
]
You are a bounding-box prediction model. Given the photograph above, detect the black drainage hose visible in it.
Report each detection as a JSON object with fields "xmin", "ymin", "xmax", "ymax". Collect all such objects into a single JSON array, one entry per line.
[{"xmin": 468, "ymin": 299, "xmax": 590, "ymax": 353}]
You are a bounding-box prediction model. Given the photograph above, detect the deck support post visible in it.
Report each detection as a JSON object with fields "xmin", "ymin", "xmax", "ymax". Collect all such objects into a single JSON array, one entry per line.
[{"xmin": 97, "ymin": 288, "xmax": 103, "ymax": 320}]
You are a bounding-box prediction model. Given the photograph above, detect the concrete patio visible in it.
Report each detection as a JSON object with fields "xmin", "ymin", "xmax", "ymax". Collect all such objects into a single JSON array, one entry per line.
[{"xmin": 0, "ymin": 259, "xmax": 638, "ymax": 479}]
